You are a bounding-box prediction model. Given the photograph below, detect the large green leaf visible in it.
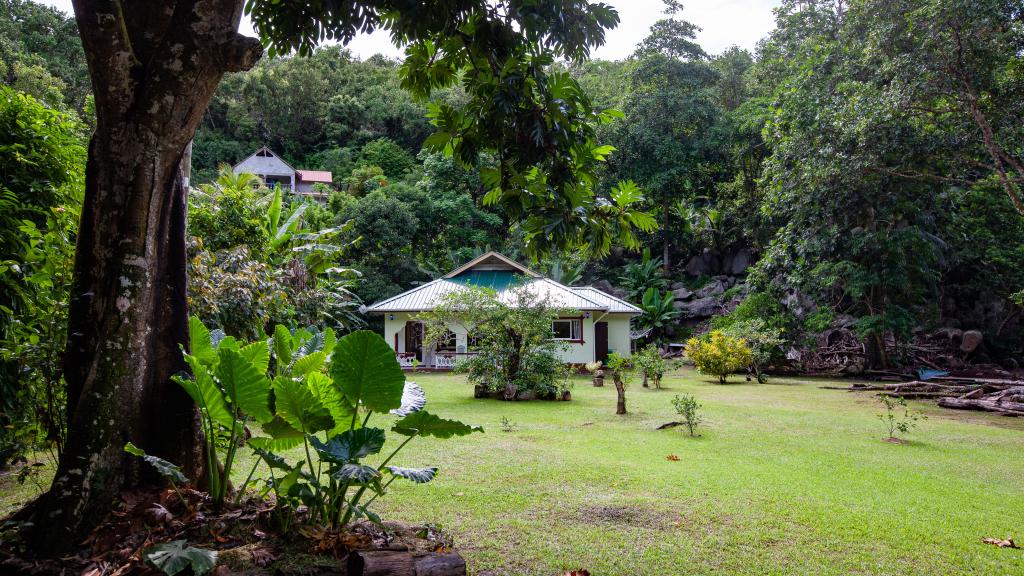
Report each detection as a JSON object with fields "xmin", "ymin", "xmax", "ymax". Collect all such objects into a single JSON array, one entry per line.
[
  {"xmin": 249, "ymin": 416, "xmax": 305, "ymax": 451},
  {"xmin": 322, "ymin": 328, "xmax": 337, "ymax": 355},
  {"xmin": 124, "ymin": 442, "xmax": 188, "ymax": 485},
  {"xmin": 294, "ymin": 328, "xmax": 326, "ymax": 360},
  {"xmin": 390, "ymin": 381, "xmax": 426, "ymax": 416},
  {"xmin": 310, "ymin": 427, "xmax": 385, "ymax": 464},
  {"xmin": 291, "ymin": 350, "xmax": 326, "ymax": 376},
  {"xmin": 188, "ymin": 316, "xmax": 218, "ymax": 367},
  {"xmin": 142, "ymin": 540, "xmax": 217, "ymax": 576},
  {"xmin": 329, "ymin": 330, "xmax": 405, "ymax": 413},
  {"xmin": 386, "ymin": 466, "xmax": 438, "ymax": 484},
  {"xmin": 174, "ymin": 360, "xmax": 232, "ymax": 428},
  {"xmin": 391, "ymin": 411, "xmax": 484, "ymax": 439},
  {"xmin": 308, "ymin": 372, "xmax": 355, "ymax": 435},
  {"xmin": 272, "ymin": 324, "xmax": 293, "ymax": 368},
  {"xmin": 252, "ymin": 447, "xmax": 290, "ymax": 471},
  {"xmin": 216, "ymin": 348, "xmax": 272, "ymax": 423},
  {"xmin": 240, "ymin": 340, "xmax": 271, "ymax": 374},
  {"xmin": 331, "ymin": 463, "xmax": 381, "ymax": 484},
  {"xmin": 272, "ymin": 375, "xmax": 334, "ymax": 434}
]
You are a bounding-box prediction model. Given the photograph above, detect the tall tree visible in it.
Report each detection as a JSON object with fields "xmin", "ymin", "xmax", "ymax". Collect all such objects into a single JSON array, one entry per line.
[
  {"xmin": 753, "ymin": 0, "xmax": 946, "ymax": 368},
  {"xmin": 28, "ymin": 0, "xmax": 627, "ymax": 554},
  {"xmin": 860, "ymin": 0, "xmax": 1024, "ymax": 215},
  {"xmin": 610, "ymin": 1, "xmax": 721, "ymax": 270}
]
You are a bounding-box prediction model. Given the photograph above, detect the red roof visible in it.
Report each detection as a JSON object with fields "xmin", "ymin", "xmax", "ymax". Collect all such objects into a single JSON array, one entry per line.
[{"xmin": 296, "ymin": 170, "xmax": 333, "ymax": 183}]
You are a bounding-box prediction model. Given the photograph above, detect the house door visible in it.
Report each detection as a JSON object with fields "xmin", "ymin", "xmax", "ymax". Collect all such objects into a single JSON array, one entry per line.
[
  {"xmin": 404, "ymin": 321, "xmax": 424, "ymax": 361},
  {"xmin": 595, "ymin": 321, "xmax": 609, "ymax": 363}
]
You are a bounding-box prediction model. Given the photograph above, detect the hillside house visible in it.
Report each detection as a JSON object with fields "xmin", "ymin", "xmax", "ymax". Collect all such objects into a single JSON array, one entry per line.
[
  {"xmin": 365, "ymin": 252, "xmax": 641, "ymax": 369},
  {"xmin": 232, "ymin": 146, "xmax": 332, "ymax": 200}
]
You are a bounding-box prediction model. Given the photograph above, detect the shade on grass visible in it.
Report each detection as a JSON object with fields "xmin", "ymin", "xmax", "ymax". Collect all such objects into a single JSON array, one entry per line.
[{"xmin": 4, "ymin": 369, "xmax": 1021, "ymax": 574}]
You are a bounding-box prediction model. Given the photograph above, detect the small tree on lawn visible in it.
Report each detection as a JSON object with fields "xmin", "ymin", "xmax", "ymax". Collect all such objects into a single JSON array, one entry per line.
[
  {"xmin": 877, "ymin": 395, "xmax": 926, "ymax": 443},
  {"xmin": 671, "ymin": 394, "xmax": 703, "ymax": 437},
  {"xmin": 419, "ymin": 283, "xmax": 569, "ymax": 400},
  {"xmin": 685, "ymin": 331, "xmax": 753, "ymax": 384},
  {"xmin": 634, "ymin": 344, "xmax": 666, "ymax": 388},
  {"xmin": 606, "ymin": 352, "xmax": 631, "ymax": 415}
]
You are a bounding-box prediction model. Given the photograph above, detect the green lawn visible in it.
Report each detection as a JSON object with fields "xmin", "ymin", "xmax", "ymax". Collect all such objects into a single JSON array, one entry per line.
[
  {"xmin": 4, "ymin": 369, "xmax": 1023, "ymax": 575},
  {"xmin": 307, "ymin": 369, "xmax": 1024, "ymax": 575}
]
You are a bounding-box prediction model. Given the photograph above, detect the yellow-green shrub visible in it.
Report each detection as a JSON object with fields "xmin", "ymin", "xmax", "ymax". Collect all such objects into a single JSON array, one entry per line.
[{"xmin": 684, "ymin": 331, "xmax": 753, "ymax": 384}]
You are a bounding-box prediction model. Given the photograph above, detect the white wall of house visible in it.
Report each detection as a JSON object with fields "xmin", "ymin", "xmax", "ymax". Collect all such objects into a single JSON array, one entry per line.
[
  {"xmin": 603, "ymin": 313, "xmax": 633, "ymax": 358},
  {"xmin": 381, "ymin": 310, "xmax": 632, "ymax": 366}
]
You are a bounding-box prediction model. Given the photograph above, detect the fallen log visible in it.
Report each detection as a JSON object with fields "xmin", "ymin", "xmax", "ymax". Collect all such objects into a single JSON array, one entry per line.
[
  {"xmin": 936, "ymin": 397, "xmax": 1024, "ymax": 417},
  {"xmin": 346, "ymin": 551, "xmax": 467, "ymax": 576}
]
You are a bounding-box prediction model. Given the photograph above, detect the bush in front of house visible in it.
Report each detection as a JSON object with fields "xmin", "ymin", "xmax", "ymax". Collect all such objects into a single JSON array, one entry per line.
[{"xmin": 420, "ymin": 283, "xmax": 571, "ymax": 400}]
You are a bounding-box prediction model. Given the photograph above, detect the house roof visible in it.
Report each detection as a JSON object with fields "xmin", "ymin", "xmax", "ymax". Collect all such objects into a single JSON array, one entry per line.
[
  {"xmin": 443, "ymin": 251, "xmax": 540, "ymax": 278},
  {"xmin": 364, "ymin": 252, "xmax": 640, "ymax": 315},
  {"xmin": 296, "ymin": 170, "xmax": 333, "ymax": 183},
  {"xmin": 570, "ymin": 287, "xmax": 642, "ymax": 314},
  {"xmin": 232, "ymin": 146, "xmax": 296, "ymax": 176}
]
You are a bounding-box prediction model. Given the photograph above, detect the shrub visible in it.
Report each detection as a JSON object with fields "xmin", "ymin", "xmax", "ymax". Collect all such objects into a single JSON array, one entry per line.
[
  {"xmin": 711, "ymin": 291, "xmax": 791, "ymax": 333},
  {"xmin": 188, "ymin": 178, "xmax": 269, "ymax": 254},
  {"xmin": 720, "ymin": 319, "xmax": 784, "ymax": 383},
  {"xmin": 685, "ymin": 331, "xmax": 753, "ymax": 384},
  {"xmin": 422, "ymin": 284, "xmax": 569, "ymax": 399},
  {"xmin": 634, "ymin": 345, "xmax": 666, "ymax": 388},
  {"xmin": 671, "ymin": 395, "xmax": 703, "ymax": 437}
]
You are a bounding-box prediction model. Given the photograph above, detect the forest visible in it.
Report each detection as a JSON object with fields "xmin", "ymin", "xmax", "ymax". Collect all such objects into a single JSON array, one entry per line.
[{"xmin": 1, "ymin": 0, "xmax": 1023, "ymax": 573}]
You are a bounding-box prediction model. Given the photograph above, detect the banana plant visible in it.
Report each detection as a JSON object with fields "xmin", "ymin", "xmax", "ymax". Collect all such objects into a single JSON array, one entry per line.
[
  {"xmin": 250, "ymin": 329, "xmax": 482, "ymax": 528},
  {"xmin": 172, "ymin": 317, "xmax": 273, "ymax": 509},
  {"xmin": 638, "ymin": 286, "xmax": 680, "ymax": 343}
]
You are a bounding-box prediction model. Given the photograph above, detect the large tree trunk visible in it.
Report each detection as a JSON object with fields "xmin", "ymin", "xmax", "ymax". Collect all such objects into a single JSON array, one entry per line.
[{"xmin": 26, "ymin": 0, "xmax": 261, "ymax": 555}]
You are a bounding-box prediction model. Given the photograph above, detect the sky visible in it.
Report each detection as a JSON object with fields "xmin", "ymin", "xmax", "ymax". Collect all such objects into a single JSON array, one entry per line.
[{"xmin": 38, "ymin": 0, "xmax": 781, "ymax": 60}]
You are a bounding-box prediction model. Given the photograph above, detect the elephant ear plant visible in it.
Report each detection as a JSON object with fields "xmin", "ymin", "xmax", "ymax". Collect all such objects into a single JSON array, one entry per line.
[
  {"xmin": 172, "ymin": 317, "xmax": 275, "ymax": 509},
  {"xmin": 263, "ymin": 330, "xmax": 481, "ymax": 528},
  {"xmin": 173, "ymin": 317, "xmax": 482, "ymax": 529}
]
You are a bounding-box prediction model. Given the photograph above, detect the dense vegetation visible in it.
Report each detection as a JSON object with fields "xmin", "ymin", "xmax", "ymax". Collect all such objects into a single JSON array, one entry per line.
[{"xmin": 185, "ymin": 0, "xmax": 1024, "ymax": 368}]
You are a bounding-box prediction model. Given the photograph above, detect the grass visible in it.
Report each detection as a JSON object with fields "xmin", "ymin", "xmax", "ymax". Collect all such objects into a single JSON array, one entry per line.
[{"xmin": 4, "ymin": 369, "xmax": 1023, "ymax": 575}]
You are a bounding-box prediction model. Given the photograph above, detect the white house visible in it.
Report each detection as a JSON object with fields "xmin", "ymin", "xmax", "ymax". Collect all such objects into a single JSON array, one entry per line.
[
  {"xmin": 364, "ymin": 252, "xmax": 641, "ymax": 369},
  {"xmin": 232, "ymin": 146, "xmax": 333, "ymax": 200}
]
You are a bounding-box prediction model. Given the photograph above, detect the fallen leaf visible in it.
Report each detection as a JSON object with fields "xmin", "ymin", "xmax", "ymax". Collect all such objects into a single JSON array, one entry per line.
[
  {"xmin": 666, "ymin": 454, "xmax": 680, "ymax": 461},
  {"xmin": 563, "ymin": 570, "xmax": 591, "ymax": 576},
  {"xmin": 144, "ymin": 503, "xmax": 174, "ymax": 526},
  {"xmin": 250, "ymin": 546, "xmax": 277, "ymax": 567},
  {"xmin": 982, "ymin": 537, "xmax": 1019, "ymax": 549}
]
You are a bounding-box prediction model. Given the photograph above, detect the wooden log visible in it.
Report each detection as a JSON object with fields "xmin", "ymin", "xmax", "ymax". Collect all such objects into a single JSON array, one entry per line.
[
  {"xmin": 937, "ymin": 397, "xmax": 1024, "ymax": 416},
  {"xmin": 346, "ymin": 551, "xmax": 466, "ymax": 576},
  {"xmin": 414, "ymin": 553, "xmax": 467, "ymax": 576}
]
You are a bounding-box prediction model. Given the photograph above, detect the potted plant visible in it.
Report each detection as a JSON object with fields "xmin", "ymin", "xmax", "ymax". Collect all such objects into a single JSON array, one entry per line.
[{"xmin": 586, "ymin": 361, "xmax": 604, "ymax": 387}]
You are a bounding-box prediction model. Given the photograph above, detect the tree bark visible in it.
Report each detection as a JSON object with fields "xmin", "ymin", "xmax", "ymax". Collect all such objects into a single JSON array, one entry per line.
[
  {"xmin": 26, "ymin": 0, "xmax": 262, "ymax": 555},
  {"xmin": 613, "ymin": 372, "xmax": 627, "ymax": 415},
  {"xmin": 662, "ymin": 203, "xmax": 671, "ymax": 273}
]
